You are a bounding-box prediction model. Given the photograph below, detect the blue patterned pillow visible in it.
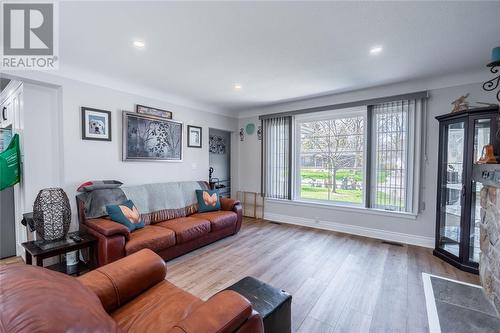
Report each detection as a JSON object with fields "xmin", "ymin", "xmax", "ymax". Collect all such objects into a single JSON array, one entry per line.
[
  {"xmin": 106, "ymin": 200, "xmax": 145, "ymax": 232},
  {"xmin": 196, "ymin": 189, "xmax": 221, "ymax": 212}
]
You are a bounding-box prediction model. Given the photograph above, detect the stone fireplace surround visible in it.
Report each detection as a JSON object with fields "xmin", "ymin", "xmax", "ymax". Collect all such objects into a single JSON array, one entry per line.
[{"xmin": 474, "ymin": 164, "xmax": 500, "ymax": 314}]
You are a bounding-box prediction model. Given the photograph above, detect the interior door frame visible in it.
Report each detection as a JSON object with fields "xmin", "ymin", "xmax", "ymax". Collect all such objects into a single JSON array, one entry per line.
[{"xmin": 208, "ymin": 127, "xmax": 232, "ymax": 197}]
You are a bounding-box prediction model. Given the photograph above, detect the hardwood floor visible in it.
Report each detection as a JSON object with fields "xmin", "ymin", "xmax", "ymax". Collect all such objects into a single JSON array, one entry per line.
[
  {"xmin": 1, "ymin": 218, "xmax": 479, "ymax": 332},
  {"xmin": 0, "ymin": 255, "xmax": 23, "ymax": 265},
  {"xmin": 167, "ymin": 218, "xmax": 479, "ymax": 333}
]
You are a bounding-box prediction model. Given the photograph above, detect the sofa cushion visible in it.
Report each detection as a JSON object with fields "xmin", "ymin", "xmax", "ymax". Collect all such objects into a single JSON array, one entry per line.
[
  {"xmin": 112, "ymin": 280, "xmax": 203, "ymax": 333},
  {"xmin": 0, "ymin": 265, "xmax": 121, "ymax": 333},
  {"xmin": 156, "ymin": 217, "xmax": 210, "ymax": 244},
  {"xmin": 125, "ymin": 225, "xmax": 176, "ymax": 255},
  {"xmin": 77, "ymin": 180, "xmax": 123, "ymax": 192},
  {"xmin": 106, "ymin": 200, "xmax": 145, "ymax": 232},
  {"xmin": 192, "ymin": 211, "xmax": 237, "ymax": 231},
  {"xmin": 195, "ymin": 189, "xmax": 221, "ymax": 212}
]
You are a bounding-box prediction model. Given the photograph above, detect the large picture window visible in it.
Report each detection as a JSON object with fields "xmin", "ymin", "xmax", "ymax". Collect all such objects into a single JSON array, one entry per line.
[
  {"xmin": 297, "ymin": 109, "xmax": 365, "ymax": 205},
  {"xmin": 262, "ymin": 94, "xmax": 425, "ymax": 215},
  {"xmin": 291, "ymin": 100, "xmax": 421, "ymax": 214}
]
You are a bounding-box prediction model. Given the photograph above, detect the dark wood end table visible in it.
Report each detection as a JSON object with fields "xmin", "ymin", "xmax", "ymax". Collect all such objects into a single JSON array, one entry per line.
[{"xmin": 21, "ymin": 231, "xmax": 97, "ymax": 276}]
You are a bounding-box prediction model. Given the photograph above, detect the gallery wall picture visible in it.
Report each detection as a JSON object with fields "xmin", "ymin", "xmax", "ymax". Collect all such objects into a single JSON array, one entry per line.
[
  {"xmin": 122, "ymin": 112, "xmax": 182, "ymax": 161},
  {"xmin": 81, "ymin": 107, "xmax": 111, "ymax": 141},
  {"xmin": 136, "ymin": 104, "xmax": 173, "ymax": 119},
  {"xmin": 187, "ymin": 125, "xmax": 202, "ymax": 148}
]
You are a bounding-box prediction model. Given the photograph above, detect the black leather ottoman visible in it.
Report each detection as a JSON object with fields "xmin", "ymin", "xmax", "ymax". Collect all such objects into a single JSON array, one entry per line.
[{"xmin": 224, "ymin": 276, "xmax": 292, "ymax": 333}]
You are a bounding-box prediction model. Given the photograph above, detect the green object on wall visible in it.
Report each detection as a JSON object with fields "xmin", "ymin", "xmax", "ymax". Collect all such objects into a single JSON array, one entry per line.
[
  {"xmin": 245, "ymin": 123, "xmax": 255, "ymax": 135},
  {"xmin": 0, "ymin": 134, "xmax": 21, "ymax": 190}
]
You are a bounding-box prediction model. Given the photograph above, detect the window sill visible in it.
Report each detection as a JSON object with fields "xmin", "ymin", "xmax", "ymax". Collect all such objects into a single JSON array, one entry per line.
[{"xmin": 265, "ymin": 198, "xmax": 418, "ymax": 220}]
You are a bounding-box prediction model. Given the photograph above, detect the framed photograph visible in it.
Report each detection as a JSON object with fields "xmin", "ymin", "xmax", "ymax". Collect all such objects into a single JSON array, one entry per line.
[
  {"xmin": 81, "ymin": 107, "xmax": 111, "ymax": 141},
  {"xmin": 187, "ymin": 125, "xmax": 202, "ymax": 148},
  {"xmin": 136, "ymin": 104, "xmax": 172, "ymax": 119},
  {"xmin": 123, "ymin": 112, "xmax": 182, "ymax": 161}
]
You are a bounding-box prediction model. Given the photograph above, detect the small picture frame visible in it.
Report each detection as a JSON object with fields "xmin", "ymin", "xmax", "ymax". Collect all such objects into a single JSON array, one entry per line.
[
  {"xmin": 136, "ymin": 104, "xmax": 172, "ymax": 119},
  {"xmin": 187, "ymin": 125, "xmax": 202, "ymax": 148},
  {"xmin": 81, "ymin": 107, "xmax": 111, "ymax": 141}
]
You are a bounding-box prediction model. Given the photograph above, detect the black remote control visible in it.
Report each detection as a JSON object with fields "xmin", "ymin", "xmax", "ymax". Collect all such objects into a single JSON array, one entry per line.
[{"xmin": 70, "ymin": 235, "xmax": 82, "ymax": 242}]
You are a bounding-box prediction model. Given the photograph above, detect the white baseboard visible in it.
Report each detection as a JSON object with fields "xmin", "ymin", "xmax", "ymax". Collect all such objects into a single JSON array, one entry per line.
[{"xmin": 264, "ymin": 212, "xmax": 434, "ymax": 248}]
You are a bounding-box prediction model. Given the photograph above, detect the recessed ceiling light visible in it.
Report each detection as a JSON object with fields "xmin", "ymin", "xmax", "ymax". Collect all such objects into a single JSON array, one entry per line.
[
  {"xmin": 370, "ymin": 46, "xmax": 383, "ymax": 55},
  {"xmin": 133, "ymin": 40, "xmax": 145, "ymax": 49},
  {"xmin": 233, "ymin": 83, "xmax": 242, "ymax": 90}
]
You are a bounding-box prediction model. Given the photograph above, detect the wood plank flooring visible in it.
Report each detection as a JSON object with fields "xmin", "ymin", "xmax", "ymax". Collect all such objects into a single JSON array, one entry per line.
[
  {"xmin": 167, "ymin": 218, "xmax": 479, "ymax": 333},
  {"xmin": 1, "ymin": 218, "xmax": 479, "ymax": 332},
  {"xmin": 0, "ymin": 255, "xmax": 23, "ymax": 265}
]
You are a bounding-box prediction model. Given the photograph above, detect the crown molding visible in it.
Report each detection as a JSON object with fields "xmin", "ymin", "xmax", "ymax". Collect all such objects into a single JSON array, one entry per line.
[
  {"xmin": 237, "ymin": 68, "xmax": 487, "ymax": 119},
  {"xmin": 2, "ymin": 66, "xmax": 237, "ymax": 118},
  {"xmin": 3, "ymin": 66, "xmax": 488, "ymax": 121}
]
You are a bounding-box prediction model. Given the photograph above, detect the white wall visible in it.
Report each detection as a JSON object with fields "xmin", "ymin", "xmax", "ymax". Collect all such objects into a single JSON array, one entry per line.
[
  {"xmin": 6, "ymin": 72, "xmax": 238, "ymax": 234},
  {"xmin": 21, "ymin": 83, "xmax": 63, "ymax": 209},
  {"xmin": 237, "ymin": 80, "xmax": 498, "ymax": 246}
]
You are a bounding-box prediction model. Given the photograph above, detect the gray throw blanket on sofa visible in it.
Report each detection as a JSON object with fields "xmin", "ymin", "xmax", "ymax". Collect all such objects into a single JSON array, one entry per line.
[{"xmin": 77, "ymin": 181, "xmax": 209, "ymax": 224}]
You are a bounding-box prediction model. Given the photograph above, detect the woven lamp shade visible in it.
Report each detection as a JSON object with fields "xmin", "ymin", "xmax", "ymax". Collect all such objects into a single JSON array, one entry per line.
[{"xmin": 33, "ymin": 188, "xmax": 71, "ymax": 241}]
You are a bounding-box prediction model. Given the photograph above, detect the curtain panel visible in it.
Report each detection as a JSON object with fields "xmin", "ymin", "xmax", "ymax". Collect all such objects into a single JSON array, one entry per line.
[{"xmin": 261, "ymin": 116, "xmax": 292, "ymax": 199}]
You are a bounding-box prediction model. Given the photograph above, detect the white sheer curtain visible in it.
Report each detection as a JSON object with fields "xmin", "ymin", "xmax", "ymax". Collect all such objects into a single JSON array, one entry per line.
[{"xmin": 370, "ymin": 98, "xmax": 424, "ymax": 213}]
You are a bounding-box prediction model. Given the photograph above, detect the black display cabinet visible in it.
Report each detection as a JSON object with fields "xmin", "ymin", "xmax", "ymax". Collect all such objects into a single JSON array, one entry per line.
[{"xmin": 434, "ymin": 106, "xmax": 499, "ymax": 274}]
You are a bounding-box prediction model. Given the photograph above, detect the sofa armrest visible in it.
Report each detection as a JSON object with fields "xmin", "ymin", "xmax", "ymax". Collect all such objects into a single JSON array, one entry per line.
[
  {"xmin": 236, "ymin": 310, "xmax": 264, "ymax": 333},
  {"xmin": 168, "ymin": 290, "xmax": 253, "ymax": 333},
  {"xmin": 78, "ymin": 249, "xmax": 166, "ymax": 313},
  {"xmin": 85, "ymin": 218, "xmax": 130, "ymax": 240},
  {"xmin": 220, "ymin": 198, "xmax": 243, "ymax": 234},
  {"xmin": 220, "ymin": 197, "xmax": 240, "ymax": 211}
]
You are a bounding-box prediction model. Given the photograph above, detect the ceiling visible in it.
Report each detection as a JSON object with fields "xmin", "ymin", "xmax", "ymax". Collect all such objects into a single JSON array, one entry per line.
[{"xmin": 59, "ymin": 1, "xmax": 500, "ymax": 113}]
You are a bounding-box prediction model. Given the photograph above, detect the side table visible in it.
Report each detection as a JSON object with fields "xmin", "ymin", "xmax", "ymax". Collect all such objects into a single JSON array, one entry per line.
[
  {"xmin": 224, "ymin": 276, "xmax": 292, "ymax": 333},
  {"xmin": 21, "ymin": 232, "xmax": 97, "ymax": 276}
]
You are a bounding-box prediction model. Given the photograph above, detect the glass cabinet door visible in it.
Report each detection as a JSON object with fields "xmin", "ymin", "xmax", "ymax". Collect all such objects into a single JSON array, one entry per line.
[
  {"xmin": 469, "ymin": 118, "xmax": 492, "ymax": 263},
  {"xmin": 438, "ymin": 121, "xmax": 465, "ymax": 258}
]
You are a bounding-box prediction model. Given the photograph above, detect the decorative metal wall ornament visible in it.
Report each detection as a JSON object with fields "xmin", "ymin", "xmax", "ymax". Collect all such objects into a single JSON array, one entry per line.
[
  {"xmin": 240, "ymin": 128, "xmax": 244, "ymax": 141},
  {"xmin": 209, "ymin": 134, "xmax": 226, "ymax": 154},
  {"xmin": 257, "ymin": 126, "xmax": 262, "ymax": 140},
  {"xmin": 483, "ymin": 46, "xmax": 500, "ymax": 102},
  {"xmin": 33, "ymin": 188, "xmax": 71, "ymax": 241}
]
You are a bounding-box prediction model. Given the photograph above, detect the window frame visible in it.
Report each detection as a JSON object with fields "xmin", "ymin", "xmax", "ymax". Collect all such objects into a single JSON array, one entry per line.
[
  {"xmin": 294, "ymin": 107, "xmax": 368, "ymax": 207},
  {"xmin": 291, "ymin": 102, "xmax": 421, "ymax": 215}
]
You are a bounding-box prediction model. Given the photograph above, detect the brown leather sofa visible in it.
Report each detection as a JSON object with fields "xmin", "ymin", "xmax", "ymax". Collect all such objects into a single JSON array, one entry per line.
[
  {"xmin": 78, "ymin": 196, "xmax": 243, "ymax": 266},
  {"xmin": 0, "ymin": 249, "xmax": 264, "ymax": 333}
]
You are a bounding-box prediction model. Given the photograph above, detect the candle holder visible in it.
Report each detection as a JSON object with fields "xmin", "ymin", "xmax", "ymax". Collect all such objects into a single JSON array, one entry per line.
[{"xmin": 483, "ymin": 46, "xmax": 500, "ymax": 102}]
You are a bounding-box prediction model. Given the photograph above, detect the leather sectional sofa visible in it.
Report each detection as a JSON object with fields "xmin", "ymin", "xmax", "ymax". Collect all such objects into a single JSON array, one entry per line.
[
  {"xmin": 0, "ymin": 249, "xmax": 264, "ymax": 332},
  {"xmin": 77, "ymin": 181, "xmax": 243, "ymax": 266}
]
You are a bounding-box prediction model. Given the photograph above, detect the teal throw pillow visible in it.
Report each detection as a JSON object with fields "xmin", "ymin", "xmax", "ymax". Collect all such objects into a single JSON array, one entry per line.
[
  {"xmin": 196, "ymin": 189, "xmax": 221, "ymax": 212},
  {"xmin": 106, "ymin": 200, "xmax": 145, "ymax": 232}
]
